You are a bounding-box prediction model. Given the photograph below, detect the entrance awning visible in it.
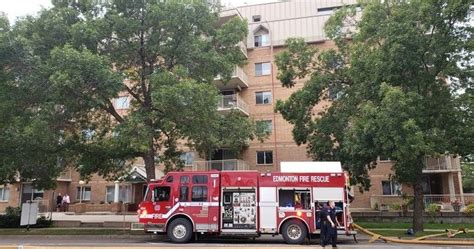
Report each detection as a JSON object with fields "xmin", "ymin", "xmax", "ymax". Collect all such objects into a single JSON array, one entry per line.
[{"xmin": 124, "ymin": 166, "xmax": 147, "ymax": 183}]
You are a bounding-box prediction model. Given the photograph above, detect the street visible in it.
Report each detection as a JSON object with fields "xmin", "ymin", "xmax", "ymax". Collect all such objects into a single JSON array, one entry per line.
[{"xmin": 0, "ymin": 234, "xmax": 472, "ymax": 248}]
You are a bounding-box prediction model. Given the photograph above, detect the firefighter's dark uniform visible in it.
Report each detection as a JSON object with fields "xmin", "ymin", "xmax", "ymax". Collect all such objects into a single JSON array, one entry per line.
[
  {"xmin": 319, "ymin": 206, "xmax": 329, "ymax": 247},
  {"xmin": 325, "ymin": 206, "xmax": 338, "ymax": 247}
]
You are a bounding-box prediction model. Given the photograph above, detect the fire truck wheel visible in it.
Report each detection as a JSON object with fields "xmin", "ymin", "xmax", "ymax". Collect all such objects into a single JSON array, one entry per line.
[
  {"xmin": 167, "ymin": 218, "xmax": 193, "ymax": 243},
  {"xmin": 281, "ymin": 220, "xmax": 307, "ymax": 244}
]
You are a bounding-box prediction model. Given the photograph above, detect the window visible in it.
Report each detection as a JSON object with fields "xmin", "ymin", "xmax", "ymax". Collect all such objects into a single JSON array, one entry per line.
[
  {"xmin": 180, "ymin": 152, "xmax": 194, "ymax": 167},
  {"xmin": 76, "ymin": 186, "xmax": 91, "ymax": 201},
  {"xmin": 328, "ymin": 86, "xmax": 343, "ymax": 100},
  {"xmin": 192, "ymin": 186, "xmax": 208, "ymax": 202},
  {"xmin": 180, "ymin": 176, "xmax": 190, "ymax": 184},
  {"xmin": 153, "ymin": 187, "xmax": 171, "ymax": 202},
  {"xmin": 255, "ymin": 91, "xmax": 272, "ymax": 104},
  {"xmin": 252, "ymin": 15, "xmax": 261, "ymax": 22},
  {"xmin": 192, "ymin": 175, "xmax": 208, "ymax": 184},
  {"xmin": 82, "ymin": 128, "xmax": 96, "ymax": 140},
  {"xmin": 382, "ymin": 181, "xmax": 401, "ymax": 195},
  {"xmin": 257, "ymin": 120, "xmax": 272, "ymax": 134},
  {"xmin": 179, "ymin": 186, "xmax": 189, "ymax": 202},
  {"xmin": 166, "ymin": 176, "xmax": 173, "ymax": 183},
  {"xmin": 114, "ymin": 96, "xmax": 130, "ymax": 109},
  {"xmin": 0, "ymin": 186, "xmax": 9, "ymax": 201},
  {"xmin": 257, "ymin": 151, "xmax": 273, "ymax": 165},
  {"xmin": 22, "ymin": 184, "xmax": 43, "ymax": 201},
  {"xmin": 278, "ymin": 189, "xmax": 311, "ymax": 209},
  {"xmin": 106, "ymin": 186, "xmax": 114, "ymax": 203},
  {"xmin": 254, "ymin": 34, "xmax": 269, "ymax": 47},
  {"xmin": 255, "ymin": 62, "xmax": 271, "ymax": 76},
  {"xmin": 105, "ymin": 185, "xmax": 132, "ymax": 203}
]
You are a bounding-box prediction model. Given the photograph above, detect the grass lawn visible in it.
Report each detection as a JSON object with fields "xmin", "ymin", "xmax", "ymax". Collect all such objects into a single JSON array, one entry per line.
[
  {"xmin": 0, "ymin": 228, "xmax": 147, "ymax": 236},
  {"xmin": 355, "ymin": 222, "xmax": 474, "ymax": 239},
  {"xmin": 356, "ymin": 222, "xmax": 474, "ymax": 230},
  {"xmin": 372, "ymin": 229, "xmax": 474, "ymax": 238}
]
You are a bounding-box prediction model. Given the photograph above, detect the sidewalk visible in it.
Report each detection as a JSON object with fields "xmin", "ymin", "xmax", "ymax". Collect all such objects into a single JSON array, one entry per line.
[{"xmin": 50, "ymin": 212, "xmax": 139, "ymax": 223}]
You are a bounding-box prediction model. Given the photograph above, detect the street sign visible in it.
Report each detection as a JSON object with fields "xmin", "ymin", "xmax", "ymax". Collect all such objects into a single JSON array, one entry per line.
[{"xmin": 20, "ymin": 202, "xmax": 38, "ymax": 227}]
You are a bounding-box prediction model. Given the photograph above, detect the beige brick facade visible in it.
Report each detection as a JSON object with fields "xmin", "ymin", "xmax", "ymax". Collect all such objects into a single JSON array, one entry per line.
[{"xmin": 0, "ymin": 0, "xmax": 464, "ymax": 213}]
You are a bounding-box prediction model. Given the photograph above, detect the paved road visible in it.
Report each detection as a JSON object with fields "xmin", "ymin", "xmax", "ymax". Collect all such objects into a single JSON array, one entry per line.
[{"xmin": 0, "ymin": 234, "xmax": 472, "ymax": 248}]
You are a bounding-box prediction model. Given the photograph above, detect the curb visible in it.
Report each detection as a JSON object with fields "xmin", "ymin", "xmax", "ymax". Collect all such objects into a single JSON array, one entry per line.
[{"xmin": 0, "ymin": 234, "xmax": 160, "ymax": 239}]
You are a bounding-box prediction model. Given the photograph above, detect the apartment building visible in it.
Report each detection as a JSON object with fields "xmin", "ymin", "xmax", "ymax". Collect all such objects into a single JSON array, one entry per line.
[{"xmin": 0, "ymin": 0, "xmax": 467, "ymax": 213}]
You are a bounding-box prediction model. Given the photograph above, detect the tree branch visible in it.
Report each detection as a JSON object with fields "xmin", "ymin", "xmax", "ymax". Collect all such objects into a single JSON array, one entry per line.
[
  {"xmin": 103, "ymin": 99, "xmax": 124, "ymax": 123},
  {"xmin": 124, "ymin": 84, "xmax": 144, "ymax": 107}
]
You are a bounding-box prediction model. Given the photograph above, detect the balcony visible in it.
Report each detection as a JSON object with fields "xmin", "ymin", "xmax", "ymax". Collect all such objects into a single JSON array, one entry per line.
[
  {"xmin": 214, "ymin": 66, "xmax": 249, "ymax": 89},
  {"xmin": 192, "ymin": 159, "xmax": 249, "ymax": 171},
  {"xmin": 217, "ymin": 94, "xmax": 249, "ymax": 116},
  {"xmin": 57, "ymin": 168, "xmax": 72, "ymax": 181},
  {"xmin": 423, "ymin": 156, "xmax": 461, "ymax": 173},
  {"xmin": 238, "ymin": 41, "xmax": 248, "ymax": 58},
  {"xmin": 217, "ymin": 8, "xmax": 242, "ymax": 26}
]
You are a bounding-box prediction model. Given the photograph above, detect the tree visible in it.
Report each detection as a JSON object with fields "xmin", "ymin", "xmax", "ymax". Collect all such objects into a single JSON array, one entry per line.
[
  {"xmin": 0, "ymin": 0, "xmax": 264, "ymax": 187},
  {"xmin": 462, "ymin": 155, "xmax": 474, "ymax": 193},
  {"xmin": 0, "ymin": 14, "xmax": 68, "ymax": 189},
  {"xmin": 275, "ymin": 0, "xmax": 472, "ymax": 232}
]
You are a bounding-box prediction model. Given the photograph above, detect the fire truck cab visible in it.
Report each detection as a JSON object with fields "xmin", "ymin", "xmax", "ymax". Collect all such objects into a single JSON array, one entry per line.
[{"xmin": 138, "ymin": 161, "xmax": 355, "ymax": 244}]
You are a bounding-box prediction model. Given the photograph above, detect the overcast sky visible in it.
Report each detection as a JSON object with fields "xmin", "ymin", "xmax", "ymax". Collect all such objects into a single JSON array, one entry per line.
[{"xmin": 0, "ymin": 0, "xmax": 278, "ymax": 23}]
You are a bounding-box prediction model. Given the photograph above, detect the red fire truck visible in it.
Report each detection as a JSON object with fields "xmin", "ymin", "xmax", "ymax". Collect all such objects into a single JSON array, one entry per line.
[{"xmin": 138, "ymin": 162, "xmax": 355, "ymax": 244}]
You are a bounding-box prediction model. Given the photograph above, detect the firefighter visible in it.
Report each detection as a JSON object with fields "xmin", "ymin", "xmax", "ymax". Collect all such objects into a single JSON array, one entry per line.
[
  {"xmin": 319, "ymin": 203, "xmax": 329, "ymax": 247},
  {"xmin": 325, "ymin": 201, "xmax": 340, "ymax": 248}
]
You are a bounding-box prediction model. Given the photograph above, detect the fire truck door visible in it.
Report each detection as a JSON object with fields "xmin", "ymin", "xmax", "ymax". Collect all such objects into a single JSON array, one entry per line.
[
  {"xmin": 152, "ymin": 186, "xmax": 172, "ymax": 215},
  {"xmin": 259, "ymin": 187, "xmax": 277, "ymax": 232},
  {"xmin": 207, "ymin": 173, "xmax": 220, "ymax": 231}
]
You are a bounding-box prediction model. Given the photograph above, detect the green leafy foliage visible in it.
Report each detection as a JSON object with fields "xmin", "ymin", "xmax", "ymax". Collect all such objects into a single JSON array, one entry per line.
[
  {"xmin": 462, "ymin": 160, "xmax": 474, "ymax": 193},
  {"xmin": 464, "ymin": 204, "xmax": 474, "ymax": 215},
  {"xmin": 425, "ymin": 204, "xmax": 441, "ymax": 218},
  {"xmin": 0, "ymin": 207, "xmax": 52, "ymax": 228},
  {"xmin": 0, "ymin": 0, "xmax": 262, "ymax": 186},
  {"xmin": 275, "ymin": 0, "xmax": 472, "ymax": 232}
]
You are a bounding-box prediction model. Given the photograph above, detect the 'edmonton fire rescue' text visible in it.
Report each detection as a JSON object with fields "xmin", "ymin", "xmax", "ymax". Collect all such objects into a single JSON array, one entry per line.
[{"xmin": 272, "ymin": 175, "xmax": 330, "ymax": 183}]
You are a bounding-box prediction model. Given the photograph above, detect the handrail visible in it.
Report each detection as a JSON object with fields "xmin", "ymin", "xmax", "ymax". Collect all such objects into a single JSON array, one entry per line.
[
  {"xmin": 192, "ymin": 159, "xmax": 249, "ymax": 171},
  {"xmin": 217, "ymin": 94, "xmax": 249, "ymax": 114}
]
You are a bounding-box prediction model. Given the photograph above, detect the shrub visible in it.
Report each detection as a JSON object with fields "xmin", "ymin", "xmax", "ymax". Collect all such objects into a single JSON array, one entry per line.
[
  {"xmin": 426, "ymin": 203, "xmax": 441, "ymax": 218},
  {"xmin": 389, "ymin": 203, "xmax": 401, "ymax": 211},
  {"xmin": 5, "ymin": 206, "xmax": 21, "ymax": 217},
  {"xmin": 34, "ymin": 216, "xmax": 53, "ymax": 228},
  {"xmin": 0, "ymin": 206, "xmax": 21, "ymax": 228},
  {"xmin": 0, "ymin": 207, "xmax": 52, "ymax": 228},
  {"xmin": 464, "ymin": 204, "xmax": 474, "ymax": 215}
]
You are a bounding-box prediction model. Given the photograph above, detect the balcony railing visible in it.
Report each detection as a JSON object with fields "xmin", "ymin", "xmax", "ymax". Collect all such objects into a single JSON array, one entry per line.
[
  {"xmin": 214, "ymin": 66, "xmax": 249, "ymax": 89},
  {"xmin": 238, "ymin": 41, "xmax": 247, "ymax": 57},
  {"xmin": 217, "ymin": 94, "xmax": 249, "ymax": 116},
  {"xmin": 370, "ymin": 194, "xmax": 474, "ymax": 210},
  {"xmin": 424, "ymin": 156, "xmax": 460, "ymax": 172},
  {"xmin": 57, "ymin": 168, "xmax": 72, "ymax": 181},
  {"xmin": 192, "ymin": 159, "xmax": 249, "ymax": 171}
]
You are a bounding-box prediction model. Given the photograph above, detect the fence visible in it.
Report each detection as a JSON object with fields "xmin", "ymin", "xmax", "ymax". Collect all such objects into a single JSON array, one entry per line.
[
  {"xmin": 192, "ymin": 159, "xmax": 249, "ymax": 171},
  {"xmin": 370, "ymin": 193, "xmax": 474, "ymax": 210},
  {"xmin": 217, "ymin": 94, "xmax": 249, "ymax": 115}
]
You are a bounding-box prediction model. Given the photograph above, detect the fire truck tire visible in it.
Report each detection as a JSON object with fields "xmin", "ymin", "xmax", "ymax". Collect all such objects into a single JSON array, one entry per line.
[
  {"xmin": 167, "ymin": 218, "xmax": 193, "ymax": 243},
  {"xmin": 281, "ymin": 220, "xmax": 308, "ymax": 244}
]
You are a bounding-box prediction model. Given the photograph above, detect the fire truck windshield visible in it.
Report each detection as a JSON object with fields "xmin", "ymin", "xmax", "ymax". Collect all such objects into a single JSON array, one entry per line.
[{"xmin": 153, "ymin": 187, "xmax": 170, "ymax": 202}]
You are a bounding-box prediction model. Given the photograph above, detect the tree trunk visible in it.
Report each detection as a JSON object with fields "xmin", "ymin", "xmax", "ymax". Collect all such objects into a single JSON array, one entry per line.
[
  {"xmin": 143, "ymin": 149, "xmax": 155, "ymax": 181},
  {"xmin": 412, "ymin": 179, "xmax": 424, "ymax": 233},
  {"xmin": 143, "ymin": 124, "xmax": 155, "ymax": 181}
]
